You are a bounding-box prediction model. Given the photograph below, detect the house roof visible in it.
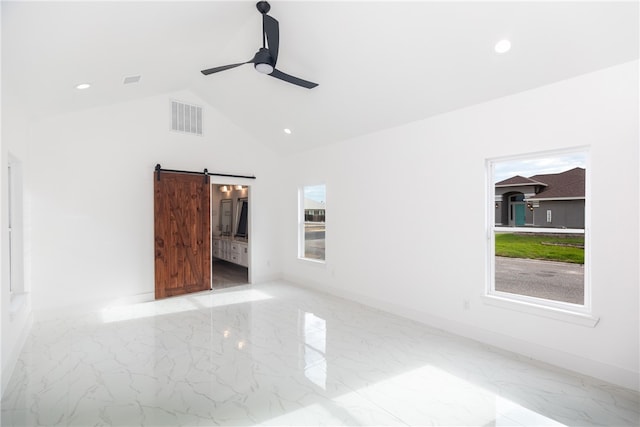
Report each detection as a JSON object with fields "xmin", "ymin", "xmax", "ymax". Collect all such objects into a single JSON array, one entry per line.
[
  {"xmin": 495, "ymin": 175, "xmax": 547, "ymax": 187},
  {"xmin": 497, "ymin": 167, "xmax": 585, "ymax": 200},
  {"xmin": 527, "ymin": 167, "xmax": 585, "ymax": 200},
  {"xmin": 3, "ymin": 2, "xmax": 638, "ymax": 155}
]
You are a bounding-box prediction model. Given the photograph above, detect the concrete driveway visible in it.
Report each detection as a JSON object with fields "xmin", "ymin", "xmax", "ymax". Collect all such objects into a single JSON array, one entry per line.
[{"xmin": 495, "ymin": 256, "xmax": 584, "ymax": 304}]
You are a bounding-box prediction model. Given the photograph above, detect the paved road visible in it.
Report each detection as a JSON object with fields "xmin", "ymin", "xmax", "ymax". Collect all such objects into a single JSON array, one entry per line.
[
  {"xmin": 495, "ymin": 257, "xmax": 584, "ymax": 304},
  {"xmin": 304, "ymin": 224, "xmax": 325, "ymax": 260}
]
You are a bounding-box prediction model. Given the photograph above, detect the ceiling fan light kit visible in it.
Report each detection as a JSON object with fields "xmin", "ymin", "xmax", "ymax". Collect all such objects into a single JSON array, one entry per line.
[
  {"xmin": 253, "ymin": 48, "xmax": 275, "ymax": 74},
  {"xmin": 201, "ymin": 1, "xmax": 318, "ymax": 89}
]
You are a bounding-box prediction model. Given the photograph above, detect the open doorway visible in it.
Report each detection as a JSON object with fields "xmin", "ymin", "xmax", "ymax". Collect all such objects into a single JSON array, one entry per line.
[{"xmin": 211, "ymin": 182, "xmax": 250, "ymax": 289}]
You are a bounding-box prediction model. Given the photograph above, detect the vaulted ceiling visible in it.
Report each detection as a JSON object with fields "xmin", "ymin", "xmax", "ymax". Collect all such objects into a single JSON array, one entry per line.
[{"xmin": 3, "ymin": 1, "xmax": 638, "ymax": 154}]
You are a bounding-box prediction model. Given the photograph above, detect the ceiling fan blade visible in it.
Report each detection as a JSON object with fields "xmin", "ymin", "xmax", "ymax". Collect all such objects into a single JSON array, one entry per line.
[
  {"xmin": 263, "ymin": 14, "xmax": 279, "ymax": 65},
  {"xmin": 201, "ymin": 62, "xmax": 249, "ymax": 75},
  {"xmin": 269, "ymin": 69, "xmax": 318, "ymax": 89}
]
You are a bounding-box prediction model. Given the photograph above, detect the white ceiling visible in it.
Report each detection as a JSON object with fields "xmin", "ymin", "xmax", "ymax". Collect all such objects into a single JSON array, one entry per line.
[{"xmin": 3, "ymin": 1, "xmax": 638, "ymax": 154}]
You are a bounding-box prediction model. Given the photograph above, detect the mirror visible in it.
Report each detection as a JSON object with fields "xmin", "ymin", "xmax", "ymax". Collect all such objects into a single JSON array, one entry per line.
[
  {"xmin": 220, "ymin": 199, "xmax": 233, "ymax": 235},
  {"xmin": 235, "ymin": 198, "xmax": 248, "ymax": 239}
]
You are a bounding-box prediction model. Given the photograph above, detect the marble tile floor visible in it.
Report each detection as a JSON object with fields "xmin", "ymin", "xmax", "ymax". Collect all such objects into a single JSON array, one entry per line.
[{"xmin": 2, "ymin": 281, "xmax": 638, "ymax": 426}]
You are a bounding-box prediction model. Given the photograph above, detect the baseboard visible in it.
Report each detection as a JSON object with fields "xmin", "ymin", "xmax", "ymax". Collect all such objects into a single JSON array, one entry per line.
[
  {"xmin": 35, "ymin": 292, "xmax": 155, "ymax": 322},
  {"xmin": 252, "ymin": 272, "xmax": 283, "ymax": 284},
  {"xmin": 283, "ymin": 274, "xmax": 640, "ymax": 392}
]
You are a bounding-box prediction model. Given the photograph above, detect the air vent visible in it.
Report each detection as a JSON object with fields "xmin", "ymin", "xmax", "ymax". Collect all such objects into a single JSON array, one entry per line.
[
  {"xmin": 123, "ymin": 75, "xmax": 141, "ymax": 85},
  {"xmin": 171, "ymin": 100, "xmax": 203, "ymax": 136}
]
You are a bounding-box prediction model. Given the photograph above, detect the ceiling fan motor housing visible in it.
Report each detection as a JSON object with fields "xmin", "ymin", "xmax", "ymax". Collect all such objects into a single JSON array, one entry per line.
[{"xmin": 253, "ymin": 47, "xmax": 275, "ymax": 74}]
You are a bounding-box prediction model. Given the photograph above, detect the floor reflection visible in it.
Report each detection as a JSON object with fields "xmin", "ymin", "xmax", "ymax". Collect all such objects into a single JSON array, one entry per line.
[
  {"xmin": 495, "ymin": 395, "xmax": 566, "ymax": 426},
  {"xmin": 2, "ymin": 282, "xmax": 638, "ymax": 426},
  {"xmin": 301, "ymin": 311, "xmax": 327, "ymax": 389}
]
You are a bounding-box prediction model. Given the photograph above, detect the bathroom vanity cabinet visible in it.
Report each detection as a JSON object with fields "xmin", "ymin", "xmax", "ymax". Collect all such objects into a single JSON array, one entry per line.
[{"xmin": 213, "ymin": 238, "xmax": 248, "ymax": 267}]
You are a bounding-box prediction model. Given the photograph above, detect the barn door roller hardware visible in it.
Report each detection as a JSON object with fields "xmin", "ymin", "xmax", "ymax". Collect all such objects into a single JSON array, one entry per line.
[{"xmin": 155, "ymin": 164, "xmax": 257, "ymax": 181}]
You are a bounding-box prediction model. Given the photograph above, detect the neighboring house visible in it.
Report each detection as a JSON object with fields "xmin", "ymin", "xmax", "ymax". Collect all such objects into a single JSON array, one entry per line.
[
  {"xmin": 495, "ymin": 167, "xmax": 585, "ymax": 229},
  {"xmin": 304, "ymin": 198, "xmax": 326, "ymax": 222}
]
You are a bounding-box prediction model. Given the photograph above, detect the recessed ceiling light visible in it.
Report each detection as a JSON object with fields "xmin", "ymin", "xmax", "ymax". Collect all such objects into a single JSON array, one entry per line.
[
  {"xmin": 284, "ymin": 128, "xmax": 292, "ymax": 134},
  {"xmin": 75, "ymin": 83, "xmax": 91, "ymax": 90},
  {"xmin": 494, "ymin": 39, "xmax": 511, "ymax": 54}
]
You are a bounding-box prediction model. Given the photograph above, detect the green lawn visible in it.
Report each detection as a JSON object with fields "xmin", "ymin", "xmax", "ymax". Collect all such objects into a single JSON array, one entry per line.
[{"xmin": 495, "ymin": 233, "xmax": 584, "ymax": 264}]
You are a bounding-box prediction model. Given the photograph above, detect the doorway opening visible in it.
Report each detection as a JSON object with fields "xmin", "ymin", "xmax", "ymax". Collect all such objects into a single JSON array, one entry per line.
[{"xmin": 211, "ymin": 182, "xmax": 251, "ymax": 289}]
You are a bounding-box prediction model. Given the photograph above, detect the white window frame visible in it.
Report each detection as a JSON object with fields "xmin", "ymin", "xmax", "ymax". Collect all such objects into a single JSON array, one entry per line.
[
  {"xmin": 8, "ymin": 160, "xmax": 14, "ymax": 293},
  {"xmin": 298, "ymin": 184, "xmax": 326, "ymax": 263},
  {"xmin": 485, "ymin": 147, "xmax": 598, "ymax": 326},
  {"xmin": 6, "ymin": 153, "xmax": 30, "ymax": 321}
]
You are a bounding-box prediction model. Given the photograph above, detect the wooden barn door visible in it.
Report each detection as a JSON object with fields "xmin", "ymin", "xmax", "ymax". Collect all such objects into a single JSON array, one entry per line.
[{"xmin": 154, "ymin": 171, "xmax": 211, "ymax": 299}]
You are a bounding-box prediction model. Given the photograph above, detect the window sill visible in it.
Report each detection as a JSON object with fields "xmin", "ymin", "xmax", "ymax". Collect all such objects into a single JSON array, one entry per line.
[{"xmin": 482, "ymin": 294, "xmax": 599, "ymax": 327}]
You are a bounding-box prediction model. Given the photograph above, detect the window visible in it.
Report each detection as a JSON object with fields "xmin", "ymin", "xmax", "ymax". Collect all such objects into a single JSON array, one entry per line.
[
  {"xmin": 299, "ymin": 184, "xmax": 326, "ymax": 261},
  {"xmin": 487, "ymin": 149, "xmax": 589, "ymax": 313},
  {"xmin": 8, "ymin": 162, "xmax": 13, "ymax": 292},
  {"xmin": 6, "ymin": 154, "xmax": 24, "ymax": 295}
]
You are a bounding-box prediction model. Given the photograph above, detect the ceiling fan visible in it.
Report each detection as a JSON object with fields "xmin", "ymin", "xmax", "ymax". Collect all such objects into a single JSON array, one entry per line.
[{"xmin": 201, "ymin": 1, "xmax": 318, "ymax": 89}]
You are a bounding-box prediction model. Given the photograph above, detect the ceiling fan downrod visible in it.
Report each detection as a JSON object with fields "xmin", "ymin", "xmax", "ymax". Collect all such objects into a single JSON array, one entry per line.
[{"xmin": 257, "ymin": 1, "xmax": 271, "ymax": 49}]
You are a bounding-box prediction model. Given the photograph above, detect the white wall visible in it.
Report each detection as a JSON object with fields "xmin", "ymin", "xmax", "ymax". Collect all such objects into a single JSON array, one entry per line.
[
  {"xmin": 283, "ymin": 61, "xmax": 640, "ymax": 391},
  {"xmin": 1, "ymin": 0, "xmax": 4, "ymax": 393},
  {"xmin": 2, "ymin": 57, "xmax": 637, "ymax": 397},
  {"xmin": 25, "ymin": 90, "xmax": 284, "ymax": 315},
  {"xmin": 1, "ymin": 105, "xmax": 35, "ymax": 392}
]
